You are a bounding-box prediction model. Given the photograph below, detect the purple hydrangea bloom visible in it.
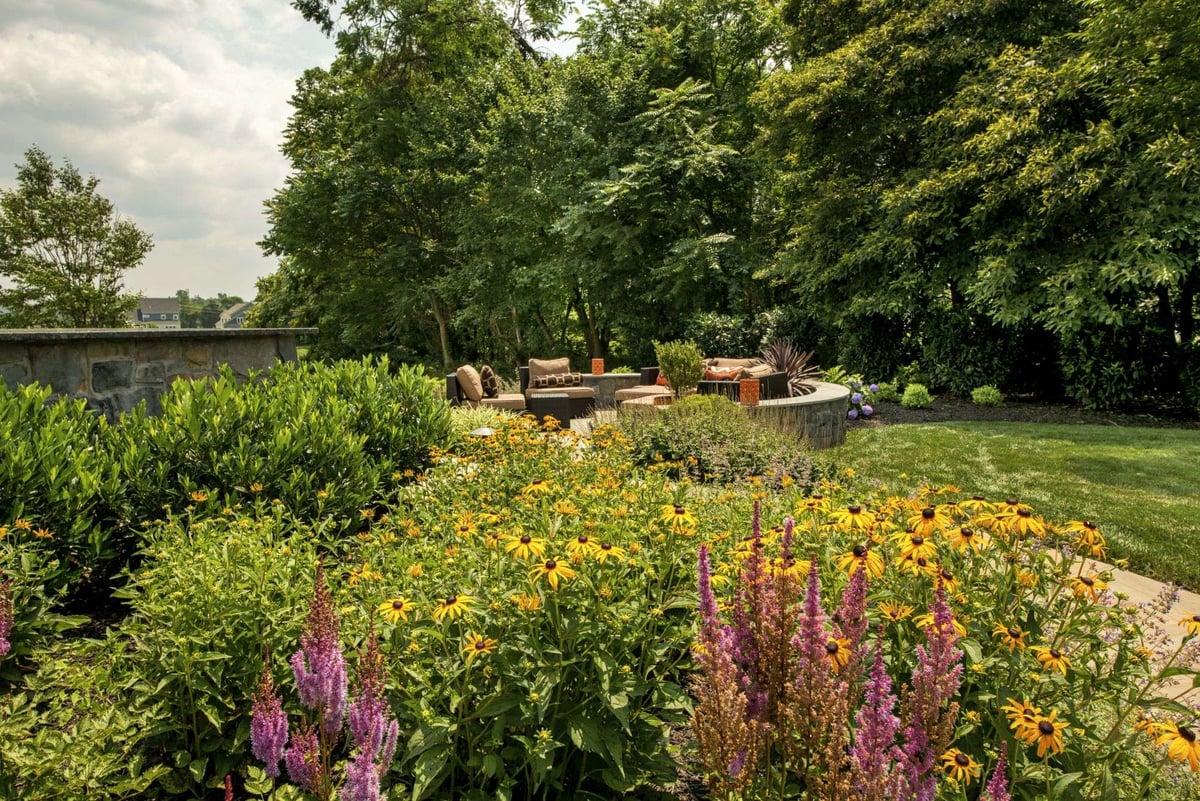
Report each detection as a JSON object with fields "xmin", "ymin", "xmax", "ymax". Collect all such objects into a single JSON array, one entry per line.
[
  {"xmin": 869, "ymin": 383, "xmax": 879, "ymax": 393},
  {"xmin": 849, "ymin": 380, "xmax": 861, "ymax": 390},
  {"xmin": 848, "ymin": 409, "xmax": 859, "ymax": 420},
  {"xmin": 862, "ymin": 404, "xmax": 874, "ymax": 417},
  {"xmin": 851, "ymin": 392, "xmax": 863, "ymax": 404}
]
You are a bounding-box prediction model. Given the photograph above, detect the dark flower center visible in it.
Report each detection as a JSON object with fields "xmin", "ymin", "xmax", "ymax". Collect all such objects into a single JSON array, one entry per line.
[
  {"xmin": 674, "ymin": 505, "xmax": 686, "ymax": 515},
  {"xmin": 922, "ymin": 507, "xmax": 935, "ymax": 519},
  {"xmin": 1038, "ymin": 720, "xmax": 1056, "ymax": 736},
  {"xmin": 577, "ymin": 536, "xmax": 589, "ymax": 544},
  {"xmin": 459, "ymin": 526, "xmax": 470, "ymax": 532},
  {"xmin": 954, "ymin": 753, "xmax": 970, "ymax": 767},
  {"xmin": 972, "ymin": 495, "xmax": 986, "ymax": 502},
  {"xmin": 1049, "ymin": 649, "xmax": 1062, "ymax": 658},
  {"xmin": 812, "ymin": 494, "xmax": 823, "ymax": 501},
  {"xmin": 941, "ymin": 569, "xmax": 954, "ymax": 581},
  {"xmin": 1017, "ymin": 508, "xmax": 1032, "ymax": 517},
  {"xmin": 545, "ymin": 560, "xmax": 557, "ymax": 570},
  {"xmin": 392, "ymin": 600, "xmax": 405, "ymax": 610},
  {"xmin": 848, "ymin": 505, "xmax": 862, "ymax": 514},
  {"xmin": 911, "ymin": 535, "xmax": 925, "ymax": 545},
  {"xmin": 1180, "ymin": 726, "xmax": 1196, "ymax": 743},
  {"xmin": 1008, "ymin": 627, "xmax": 1022, "ymax": 639},
  {"xmin": 520, "ymin": 535, "xmax": 531, "ymax": 544},
  {"xmin": 474, "ymin": 641, "xmax": 487, "ymax": 651},
  {"xmin": 532, "ymin": 480, "xmax": 543, "ymax": 485},
  {"xmin": 853, "ymin": 544, "xmax": 867, "ymax": 557},
  {"xmin": 1006, "ymin": 498, "xmax": 1019, "ymax": 506},
  {"xmin": 445, "ymin": 596, "xmax": 457, "ymax": 605},
  {"xmin": 601, "ymin": 543, "xmax": 613, "ymax": 551},
  {"xmin": 1080, "ymin": 577, "xmax": 1095, "ymax": 586},
  {"xmin": 1083, "ymin": 520, "xmax": 1096, "ymax": 529},
  {"xmin": 916, "ymin": 557, "xmax": 928, "ymax": 567},
  {"xmin": 825, "ymin": 641, "xmax": 840, "ymax": 655},
  {"xmin": 961, "ymin": 528, "xmax": 974, "ymax": 538}
]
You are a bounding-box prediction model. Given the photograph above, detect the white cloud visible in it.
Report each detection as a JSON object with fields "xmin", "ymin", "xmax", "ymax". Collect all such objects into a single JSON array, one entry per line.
[{"xmin": 0, "ymin": 0, "xmax": 336, "ymax": 298}]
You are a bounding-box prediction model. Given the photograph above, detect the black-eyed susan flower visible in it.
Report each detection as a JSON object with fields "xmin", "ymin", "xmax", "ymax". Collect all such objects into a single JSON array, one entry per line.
[
  {"xmin": 1154, "ymin": 721, "xmax": 1200, "ymax": 772},
  {"xmin": 519, "ymin": 479, "xmax": 553, "ymax": 497},
  {"xmin": 1033, "ymin": 711, "xmax": 1067, "ymax": 758},
  {"xmin": 1071, "ymin": 574, "xmax": 1108, "ymax": 603},
  {"xmin": 837, "ymin": 544, "xmax": 885, "ymax": 579},
  {"xmin": 594, "ymin": 542, "xmax": 627, "ymax": 564},
  {"xmin": 940, "ymin": 749, "xmax": 981, "ymax": 784},
  {"xmin": 795, "ymin": 494, "xmax": 829, "ymax": 515},
  {"xmin": 432, "ymin": 594, "xmax": 473, "ymax": 622},
  {"xmin": 914, "ymin": 611, "xmax": 967, "ymax": 638},
  {"xmin": 896, "ymin": 531, "xmax": 938, "ymax": 561},
  {"xmin": 1179, "ymin": 613, "xmax": 1200, "ymax": 637},
  {"xmin": 908, "ymin": 506, "xmax": 952, "ymax": 537},
  {"xmin": 463, "ymin": 632, "xmax": 498, "ymax": 664},
  {"xmin": 992, "ymin": 623, "xmax": 1027, "ymax": 651},
  {"xmin": 661, "ymin": 504, "xmax": 698, "ymax": 533},
  {"xmin": 511, "ymin": 593, "xmax": 541, "ymax": 612},
  {"xmin": 1064, "ymin": 519, "xmax": 1103, "ymax": 544},
  {"xmin": 947, "ymin": 526, "xmax": 986, "ymax": 552},
  {"xmin": 831, "ymin": 504, "xmax": 872, "ymax": 531},
  {"xmin": 960, "ymin": 495, "xmax": 994, "ymax": 512},
  {"xmin": 1030, "ymin": 645, "xmax": 1070, "ymax": 674},
  {"xmin": 566, "ymin": 534, "xmax": 600, "ymax": 559},
  {"xmin": 530, "ymin": 558, "xmax": 576, "ymax": 590},
  {"xmin": 377, "ymin": 597, "xmax": 415, "ymax": 624},
  {"xmin": 825, "ymin": 637, "xmax": 852, "ymax": 673},
  {"xmin": 1009, "ymin": 507, "xmax": 1047, "ymax": 537},
  {"xmin": 504, "ymin": 532, "xmax": 546, "ymax": 561},
  {"xmin": 878, "ymin": 600, "xmax": 914, "ymax": 622},
  {"xmin": 897, "ymin": 553, "xmax": 938, "ymax": 579},
  {"xmin": 935, "ymin": 566, "xmax": 958, "ymax": 594},
  {"xmin": 453, "ymin": 513, "xmax": 478, "ymax": 538},
  {"xmin": 1002, "ymin": 698, "xmax": 1042, "ymax": 742}
]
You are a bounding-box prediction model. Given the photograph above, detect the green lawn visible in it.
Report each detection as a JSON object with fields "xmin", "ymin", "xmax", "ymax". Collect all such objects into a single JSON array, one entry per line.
[{"xmin": 824, "ymin": 422, "xmax": 1200, "ymax": 590}]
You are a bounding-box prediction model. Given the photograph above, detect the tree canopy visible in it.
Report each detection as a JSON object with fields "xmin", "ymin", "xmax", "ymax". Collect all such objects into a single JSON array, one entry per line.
[
  {"xmin": 259, "ymin": 0, "xmax": 1200, "ymax": 411},
  {"xmin": 0, "ymin": 147, "xmax": 150, "ymax": 328}
]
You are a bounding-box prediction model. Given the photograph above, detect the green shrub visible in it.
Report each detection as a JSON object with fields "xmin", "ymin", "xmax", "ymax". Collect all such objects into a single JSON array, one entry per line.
[
  {"xmin": 900, "ymin": 383, "xmax": 933, "ymax": 409},
  {"xmin": 654, "ymin": 340, "xmax": 704, "ymax": 398},
  {"xmin": 114, "ymin": 357, "xmax": 452, "ymax": 532},
  {"xmin": 618, "ymin": 394, "xmax": 816, "ymax": 488},
  {"xmin": 0, "ymin": 384, "xmax": 128, "ymax": 599},
  {"xmin": 893, "ymin": 360, "xmax": 928, "ymax": 390},
  {"xmin": 608, "ymin": 364, "xmax": 635, "ymax": 373},
  {"xmin": 873, "ymin": 382, "xmax": 901, "ymax": 403},
  {"xmin": 0, "ymin": 542, "xmax": 84, "ymax": 682},
  {"xmin": 971, "ymin": 384, "xmax": 1005, "ymax": 407},
  {"xmin": 109, "ymin": 510, "xmax": 318, "ymax": 795},
  {"xmin": 686, "ymin": 312, "xmax": 758, "ymax": 358}
]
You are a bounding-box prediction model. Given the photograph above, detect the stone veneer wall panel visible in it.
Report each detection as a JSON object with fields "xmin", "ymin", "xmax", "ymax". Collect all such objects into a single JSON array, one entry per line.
[{"xmin": 0, "ymin": 328, "xmax": 317, "ymax": 422}]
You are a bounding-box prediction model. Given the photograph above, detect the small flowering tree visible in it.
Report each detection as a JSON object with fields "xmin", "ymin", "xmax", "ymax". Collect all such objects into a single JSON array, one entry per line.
[
  {"xmin": 252, "ymin": 563, "xmax": 399, "ymax": 801},
  {"xmin": 692, "ymin": 508, "xmax": 1009, "ymax": 800}
]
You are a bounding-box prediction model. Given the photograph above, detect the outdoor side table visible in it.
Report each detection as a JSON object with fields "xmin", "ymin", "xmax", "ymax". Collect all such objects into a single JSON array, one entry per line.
[{"xmin": 527, "ymin": 393, "xmax": 572, "ymax": 427}]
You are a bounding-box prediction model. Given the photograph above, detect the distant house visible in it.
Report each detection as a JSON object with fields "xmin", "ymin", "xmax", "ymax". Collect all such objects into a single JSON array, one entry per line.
[
  {"xmin": 129, "ymin": 297, "xmax": 181, "ymax": 329},
  {"xmin": 216, "ymin": 301, "xmax": 255, "ymax": 330}
]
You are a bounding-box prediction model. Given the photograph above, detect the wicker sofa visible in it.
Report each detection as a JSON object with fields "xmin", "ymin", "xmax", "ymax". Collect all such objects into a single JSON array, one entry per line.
[
  {"xmin": 445, "ymin": 365, "xmax": 526, "ymax": 411},
  {"xmin": 696, "ymin": 357, "xmax": 789, "ymax": 401},
  {"xmin": 613, "ymin": 366, "xmax": 673, "ymax": 406}
]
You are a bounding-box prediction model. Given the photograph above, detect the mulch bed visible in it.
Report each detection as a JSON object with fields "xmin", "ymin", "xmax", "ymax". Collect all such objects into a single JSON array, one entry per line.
[{"xmin": 855, "ymin": 396, "xmax": 1200, "ymax": 430}]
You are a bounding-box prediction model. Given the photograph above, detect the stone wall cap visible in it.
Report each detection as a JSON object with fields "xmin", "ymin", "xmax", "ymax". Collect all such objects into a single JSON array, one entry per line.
[{"xmin": 0, "ymin": 328, "xmax": 318, "ymax": 342}]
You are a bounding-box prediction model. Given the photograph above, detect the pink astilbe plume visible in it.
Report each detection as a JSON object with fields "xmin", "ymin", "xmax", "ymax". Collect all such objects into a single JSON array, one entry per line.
[
  {"xmin": 834, "ymin": 566, "xmax": 869, "ymax": 682},
  {"xmin": 250, "ymin": 657, "xmax": 289, "ymax": 777},
  {"xmin": 889, "ymin": 578, "xmax": 963, "ymax": 801},
  {"xmin": 981, "ymin": 742, "xmax": 1011, "ymax": 801},
  {"xmin": 343, "ymin": 632, "xmax": 400, "ymax": 801},
  {"xmin": 0, "ymin": 572, "xmax": 12, "ymax": 660},
  {"xmin": 284, "ymin": 721, "xmax": 322, "ymax": 793},
  {"xmin": 291, "ymin": 562, "xmax": 347, "ymax": 740},
  {"xmin": 849, "ymin": 639, "xmax": 901, "ymax": 798}
]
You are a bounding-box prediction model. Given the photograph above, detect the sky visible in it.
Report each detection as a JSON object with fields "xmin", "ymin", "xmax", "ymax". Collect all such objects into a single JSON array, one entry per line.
[{"xmin": 0, "ymin": 0, "xmax": 339, "ymax": 300}]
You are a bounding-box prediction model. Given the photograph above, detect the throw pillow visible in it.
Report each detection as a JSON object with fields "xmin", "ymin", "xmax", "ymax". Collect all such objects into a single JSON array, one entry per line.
[
  {"xmin": 479, "ymin": 364, "xmax": 500, "ymax": 398},
  {"xmin": 704, "ymin": 367, "xmax": 742, "ymax": 381},
  {"xmin": 455, "ymin": 364, "xmax": 484, "ymax": 403},
  {"xmin": 529, "ymin": 357, "xmax": 571, "ymax": 382},
  {"xmin": 530, "ymin": 372, "xmax": 582, "ymax": 389},
  {"xmin": 743, "ymin": 363, "xmax": 774, "ymax": 378},
  {"xmin": 656, "ymin": 374, "xmax": 670, "ymax": 387}
]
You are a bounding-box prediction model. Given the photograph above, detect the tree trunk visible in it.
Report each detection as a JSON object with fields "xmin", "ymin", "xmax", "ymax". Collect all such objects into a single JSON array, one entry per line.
[
  {"xmin": 571, "ymin": 288, "xmax": 602, "ymax": 357},
  {"xmin": 428, "ymin": 290, "xmax": 452, "ymax": 369}
]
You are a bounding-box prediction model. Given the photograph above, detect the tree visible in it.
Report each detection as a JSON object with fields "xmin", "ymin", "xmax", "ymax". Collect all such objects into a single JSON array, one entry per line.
[{"xmin": 0, "ymin": 147, "xmax": 150, "ymax": 328}]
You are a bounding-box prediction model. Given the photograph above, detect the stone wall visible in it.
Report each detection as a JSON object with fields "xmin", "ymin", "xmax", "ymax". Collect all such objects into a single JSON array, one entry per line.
[
  {"xmin": 0, "ymin": 328, "xmax": 317, "ymax": 421},
  {"xmin": 747, "ymin": 381, "xmax": 850, "ymax": 449}
]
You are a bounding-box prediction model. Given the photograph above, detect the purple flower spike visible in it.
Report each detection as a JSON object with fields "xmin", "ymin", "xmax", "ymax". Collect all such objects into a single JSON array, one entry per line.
[
  {"xmin": 698, "ymin": 545, "xmax": 719, "ymax": 634},
  {"xmin": 0, "ymin": 573, "xmax": 12, "ymax": 660},
  {"xmin": 982, "ymin": 742, "xmax": 1011, "ymax": 801},
  {"xmin": 848, "ymin": 409, "xmax": 859, "ymax": 420},
  {"xmin": 862, "ymin": 404, "xmax": 874, "ymax": 417},
  {"xmin": 250, "ymin": 660, "xmax": 289, "ymax": 777},
  {"xmin": 284, "ymin": 723, "xmax": 321, "ymax": 793},
  {"xmin": 291, "ymin": 563, "xmax": 348, "ymax": 739}
]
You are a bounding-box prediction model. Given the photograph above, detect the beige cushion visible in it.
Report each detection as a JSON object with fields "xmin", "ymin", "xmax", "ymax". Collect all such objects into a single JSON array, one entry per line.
[
  {"xmin": 455, "ymin": 365, "xmax": 484, "ymax": 403},
  {"xmin": 529, "ymin": 357, "xmax": 571, "ymax": 382},
  {"xmin": 743, "ymin": 363, "xmax": 774, "ymax": 378},
  {"xmin": 614, "ymin": 385, "xmax": 672, "ymax": 402},
  {"xmin": 527, "ymin": 386, "xmax": 596, "ymax": 400},
  {"xmin": 481, "ymin": 393, "xmax": 526, "ymax": 411},
  {"xmin": 708, "ymin": 357, "xmax": 761, "ymax": 370}
]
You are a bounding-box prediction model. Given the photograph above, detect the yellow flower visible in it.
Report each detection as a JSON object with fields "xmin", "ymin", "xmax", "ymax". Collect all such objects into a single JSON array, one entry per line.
[
  {"xmin": 1017, "ymin": 570, "xmax": 1040, "ymax": 588},
  {"xmin": 1064, "ymin": 519, "xmax": 1103, "ymax": 544},
  {"xmin": 566, "ymin": 534, "xmax": 600, "ymax": 559},
  {"xmin": 1154, "ymin": 721, "xmax": 1200, "ymax": 772},
  {"xmin": 795, "ymin": 494, "xmax": 829, "ymax": 515},
  {"xmin": 1071, "ymin": 574, "xmax": 1108, "ymax": 603},
  {"xmin": 1009, "ymin": 507, "xmax": 1047, "ymax": 537},
  {"xmin": 914, "ymin": 611, "xmax": 967, "ymax": 638},
  {"xmin": 190, "ymin": 490, "xmax": 209, "ymax": 503},
  {"xmin": 830, "ymin": 504, "xmax": 872, "ymax": 531},
  {"xmin": 377, "ymin": 597, "xmax": 415, "ymax": 624},
  {"xmin": 1003, "ymin": 698, "xmax": 1043, "ymax": 742},
  {"xmin": 552, "ymin": 499, "xmax": 579, "ymax": 516},
  {"xmin": 940, "ymin": 749, "xmax": 981, "ymax": 784},
  {"xmin": 825, "ymin": 637, "xmax": 852, "ymax": 674},
  {"xmin": 1030, "ymin": 645, "xmax": 1071, "ymax": 674},
  {"xmin": 249, "ymin": 482, "xmax": 263, "ymax": 493},
  {"xmin": 14, "ymin": 519, "xmax": 32, "ymax": 530},
  {"xmin": 836, "ymin": 545, "xmax": 885, "ymax": 579},
  {"xmin": 946, "ymin": 526, "xmax": 986, "ymax": 552},
  {"xmin": 908, "ymin": 506, "xmax": 952, "ymax": 537},
  {"xmin": 661, "ymin": 504, "xmax": 698, "ymax": 533},
  {"xmin": 432, "ymin": 594, "xmax": 473, "ymax": 622},
  {"xmin": 34, "ymin": 527, "xmax": 54, "ymax": 540},
  {"xmin": 1178, "ymin": 613, "xmax": 1200, "ymax": 637},
  {"xmin": 504, "ymin": 532, "xmax": 547, "ymax": 562},
  {"xmin": 484, "ymin": 531, "xmax": 503, "ymax": 550},
  {"xmin": 407, "ymin": 563, "xmax": 424, "ymax": 578},
  {"xmin": 463, "ymin": 632, "xmax": 497, "ymax": 664},
  {"xmin": 960, "ymin": 495, "xmax": 994, "ymax": 512},
  {"xmin": 1033, "ymin": 710, "xmax": 1067, "ymax": 758},
  {"xmin": 519, "ymin": 479, "xmax": 553, "ymax": 497},
  {"xmin": 897, "ymin": 553, "xmax": 938, "ymax": 579},
  {"xmin": 360, "ymin": 507, "xmax": 376, "ymax": 521},
  {"xmin": 594, "ymin": 542, "xmax": 627, "ymax": 564},
  {"xmin": 992, "ymin": 623, "xmax": 1027, "ymax": 651},
  {"xmin": 348, "ymin": 562, "xmax": 382, "ymax": 585},
  {"xmin": 530, "ymin": 558, "xmax": 576, "ymax": 590},
  {"xmin": 511, "ymin": 593, "xmax": 541, "ymax": 611},
  {"xmin": 898, "ymin": 532, "xmax": 938, "ymax": 562},
  {"xmin": 453, "ymin": 513, "xmax": 477, "ymax": 538},
  {"xmin": 878, "ymin": 600, "xmax": 914, "ymax": 622}
]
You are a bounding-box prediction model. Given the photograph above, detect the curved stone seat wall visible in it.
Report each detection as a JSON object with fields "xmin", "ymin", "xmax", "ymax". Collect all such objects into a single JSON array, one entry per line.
[
  {"xmin": 0, "ymin": 328, "xmax": 317, "ymax": 421},
  {"xmin": 747, "ymin": 381, "xmax": 850, "ymax": 449}
]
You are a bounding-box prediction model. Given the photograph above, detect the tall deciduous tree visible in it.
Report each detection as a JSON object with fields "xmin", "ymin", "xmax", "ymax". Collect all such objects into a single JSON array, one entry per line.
[{"xmin": 0, "ymin": 147, "xmax": 150, "ymax": 328}]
